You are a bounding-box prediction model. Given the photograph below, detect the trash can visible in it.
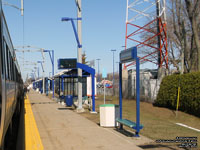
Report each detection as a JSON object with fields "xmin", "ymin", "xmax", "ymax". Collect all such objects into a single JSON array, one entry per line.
[
  {"xmin": 99, "ymin": 104, "xmax": 119, "ymax": 127},
  {"xmin": 65, "ymin": 95, "xmax": 73, "ymax": 107}
]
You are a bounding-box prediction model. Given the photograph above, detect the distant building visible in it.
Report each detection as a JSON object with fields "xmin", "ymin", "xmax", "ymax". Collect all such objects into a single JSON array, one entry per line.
[{"xmin": 127, "ymin": 69, "xmax": 160, "ymax": 102}]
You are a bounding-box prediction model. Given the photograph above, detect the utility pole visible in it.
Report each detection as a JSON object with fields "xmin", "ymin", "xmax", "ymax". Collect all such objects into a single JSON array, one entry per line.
[
  {"xmin": 21, "ymin": 0, "xmax": 24, "ymax": 16},
  {"xmin": 111, "ymin": 49, "xmax": 116, "ymax": 95},
  {"xmin": 76, "ymin": 0, "xmax": 83, "ymax": 112}
]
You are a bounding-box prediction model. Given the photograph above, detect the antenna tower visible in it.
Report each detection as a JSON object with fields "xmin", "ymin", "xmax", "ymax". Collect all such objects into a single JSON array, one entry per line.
[{"xmin": 125, "ymin": 0, "xmax": 168, "ymax": 69}]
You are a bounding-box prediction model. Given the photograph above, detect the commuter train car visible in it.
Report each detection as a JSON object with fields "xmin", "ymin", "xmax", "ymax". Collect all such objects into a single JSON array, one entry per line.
[{"xmin": 0, "ymin": 1, "xmax": 24, "ymax": 149}]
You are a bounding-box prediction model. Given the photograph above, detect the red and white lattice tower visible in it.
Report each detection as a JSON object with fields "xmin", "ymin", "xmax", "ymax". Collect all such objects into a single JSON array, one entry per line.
[{"xmin": 125, "ymin": 0, "xmax": 168, "ymax": 69}]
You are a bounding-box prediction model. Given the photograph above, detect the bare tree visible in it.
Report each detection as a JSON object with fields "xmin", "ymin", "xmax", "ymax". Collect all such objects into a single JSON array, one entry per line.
[
  {"xmin": 168, "ymin": 0, "xmax": 200, "ymax": 72},
  {"xmin": 184, "ymin": 0, "xmax": 200, "ymax": 71}
]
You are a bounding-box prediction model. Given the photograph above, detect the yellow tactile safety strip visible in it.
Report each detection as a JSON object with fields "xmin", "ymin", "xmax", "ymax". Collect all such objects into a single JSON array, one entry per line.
[{"xmin": 25, "ymin": 95, "xmax": 44, "ymax": 150}]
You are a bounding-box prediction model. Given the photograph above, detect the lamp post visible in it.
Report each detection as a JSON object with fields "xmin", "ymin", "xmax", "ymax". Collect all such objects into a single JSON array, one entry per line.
[
  {"xmin": 3, "ymin": 0, "xmax": 24, "ymax": 16},
  {"xmin": 62, "ymin": 1, "xmax": 83, "ymax": 111},
  {"xmin": 96, "ymin": 59, "xmax": 101, "ymax": 82},
  {"xmin": 111, "ymin": 49, "xmax": 116, "ymax": 95}
]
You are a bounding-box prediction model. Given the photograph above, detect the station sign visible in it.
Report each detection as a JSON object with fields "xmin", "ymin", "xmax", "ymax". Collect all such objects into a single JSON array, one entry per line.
[
  {"xmin": 120, "ymin": 47, "xmax": 137, "ymax": 63},
  {"xmin": 102, "ymin": 68, "xmax": 107, "ymax": 78},
  {"xmin": 58, "ymin": 58, "xmax": 77, "ymax": 69}
]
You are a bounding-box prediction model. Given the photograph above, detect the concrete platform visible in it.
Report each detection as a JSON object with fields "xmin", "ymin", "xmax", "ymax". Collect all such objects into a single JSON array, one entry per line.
[{"xmin": 24, "ymin": 91, "xmax": 148, "ymax": 150}]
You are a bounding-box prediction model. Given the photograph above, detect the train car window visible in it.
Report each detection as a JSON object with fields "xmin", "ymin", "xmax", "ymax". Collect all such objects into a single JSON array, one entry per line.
[
  {"xmin": 0, "ymin": 43, "xmax": 4, "ymax": 76},
  {"xmin": 13, "ymin": 60, "xmax": 15, "ymax": 81},
  {"xmin": 14, "ymin": 66, "xmax": 16, "ymax": 81},
  {"xmin": 6, "ymin": 45, "xmax": 10, "ymax": 80},
  {"xmin": 4, "ymin": 40, "xmax": 8, "ymax": 79},
  {"xmin": 11, "ymin": 58, "xmax": 13, "ymax": 81},
  {"xmin": 9, "ymin": 54, "xmax": 12, "ymax": 80},
  {"xmin": 11, "ymin": 59, "xmax": 13, "ymax": 81},
  {"xmin": 9, "ymin": 51, "xmax": 12, "ymax": 81}
]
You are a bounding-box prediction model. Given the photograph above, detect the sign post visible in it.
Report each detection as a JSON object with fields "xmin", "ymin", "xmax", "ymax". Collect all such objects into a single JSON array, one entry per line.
[{"xmin": 119, "ymin": 46, "xmax": 142, "ymax": 137}]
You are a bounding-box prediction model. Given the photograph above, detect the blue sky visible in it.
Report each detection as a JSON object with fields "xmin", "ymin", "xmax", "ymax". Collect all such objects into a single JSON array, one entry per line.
[{"xmin": 3, "ymin": 0, "xmax": 157, "ymax": 80}]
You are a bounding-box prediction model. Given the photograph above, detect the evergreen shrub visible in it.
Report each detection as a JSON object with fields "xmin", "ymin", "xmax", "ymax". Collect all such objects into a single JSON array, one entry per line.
[{"xmin": 154, "ymin": 72, "xmax": 200, "ymax": 117}]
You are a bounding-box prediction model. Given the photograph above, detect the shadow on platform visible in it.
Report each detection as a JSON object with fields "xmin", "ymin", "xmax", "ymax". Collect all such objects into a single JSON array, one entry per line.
[
  {"xmin": 16, "ymin": 97, "xmax": 25, "ymax": 150},
  {"xmin": 57, "ymin": 107, "xmax": 74, "ymax": 110}
]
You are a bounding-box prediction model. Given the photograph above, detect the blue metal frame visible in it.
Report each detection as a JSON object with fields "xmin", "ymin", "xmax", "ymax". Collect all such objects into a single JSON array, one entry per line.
[
  {"xmin": 37, "ymin": 61, "xmax": 44, "ymax": 72},
  {"xmin": 61, "ymin": 17, "xmax": 82, "ymax": 48},
  {"xmin": 56, "ymin": 61, "xmax": 96, "ymax": 112},
  {"xmin": 77, "ymin": 62, "xmax": 96, "ymax": 112},
  {"xmin": 45, "ymin": 78, "xmax": 48, "ymax": 96},
  {"xmin": 119, "ymin": 46, "xmax": 142, "ymax": 137},
  {"xmin": 119, "ymin": 63, "xmax": 122, "ymax": 120},
  {"xmin": 43, "ymin": 50, "xmax": 55, "ymax": 98},
  {"xmin": 61, "ymin": 76, "xmax": 64, "ymax": 99}
]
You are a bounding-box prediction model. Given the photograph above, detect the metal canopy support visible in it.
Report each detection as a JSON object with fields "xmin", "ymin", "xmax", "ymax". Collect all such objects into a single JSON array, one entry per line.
[
  {"xmin": 61, "ymin": 76, "xmax": 64, "ymax": 99},
  {"xmin": 61, "ymin": 17, "xmax": 82, "ymax": 48},
  {"xmin": 44, "ymin": 50, "xmax": 55, "ymax": 98},
  {"xmin": 77, "ymin": 62, "xmax": 96, "ymax": 113},
  {"xmin": 45, "ymin": 78, "xmax": 48, "ymax": 96},
  {"xmin": 119, "ymin": 46, "xmax": 142, "ymax": 137}
]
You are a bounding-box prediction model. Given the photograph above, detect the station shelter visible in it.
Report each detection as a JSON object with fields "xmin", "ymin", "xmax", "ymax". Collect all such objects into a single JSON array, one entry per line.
[
  {"xmin": 33, "ymin": 78, "xmax": 43, "ymax": 92},
  {"xmin": 54, "ymin": 69, "xmax": 96, "ymax": 99},
  {"xmin": 33, "ymin": 77, "xmax": 52, "ymax": 95}
]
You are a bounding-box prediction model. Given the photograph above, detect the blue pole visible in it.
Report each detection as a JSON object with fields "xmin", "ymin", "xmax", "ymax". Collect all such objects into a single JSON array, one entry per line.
[
  {"xmin": 136, "ymin": 53, "xmax": 140, "ymax": 137},
  {"xmin": 46, "ymin": 78, "xmax": 48, "ymax": 96},
  {"xmin": 113, "ymin": 52, "xmax": 114, "ymax": 91},
  {"xmin": 119, "ymin": 62, "xmax": 123, "ymax": 129},
  {"xmin": 92, "ymin": 74, "xmax": 95, "ymax": 112},
  {"xmin": 119, "ymin": 62, "xmax": 122, "ymax": 119},
  {"xmin": 59, "ymin": 77, "xmax": 60, "ymax": 97},
  {"xmin": 61, "ymin": 76, "xmax": 64, "ymax": 98}
]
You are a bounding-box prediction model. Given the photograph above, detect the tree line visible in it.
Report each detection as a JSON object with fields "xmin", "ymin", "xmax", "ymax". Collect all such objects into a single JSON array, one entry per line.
[{"xmin": 167, "ymin": 0, "xmax": 200, "ymax": 73}]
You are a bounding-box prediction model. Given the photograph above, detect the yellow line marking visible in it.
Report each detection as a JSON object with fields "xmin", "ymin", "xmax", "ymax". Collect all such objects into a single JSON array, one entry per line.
[{"xmin": 25, "ymin": 95, "xmax": 44, "ymax": 150}]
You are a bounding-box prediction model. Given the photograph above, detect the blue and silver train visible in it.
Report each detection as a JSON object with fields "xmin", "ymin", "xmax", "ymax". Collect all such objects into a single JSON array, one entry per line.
[{"xmin": 0, "ymin": 1, "xmax": 24, "ymax": 149}]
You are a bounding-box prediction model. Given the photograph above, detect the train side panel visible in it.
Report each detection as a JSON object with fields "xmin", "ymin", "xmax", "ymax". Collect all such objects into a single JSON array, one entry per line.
[{"xmin": 0, "ymin": 6, "xmax": 23, "ymax": 149}]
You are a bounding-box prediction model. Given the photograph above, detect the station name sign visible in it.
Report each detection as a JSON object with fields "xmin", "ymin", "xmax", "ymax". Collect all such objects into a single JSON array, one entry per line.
[
  {"xmin": 120, "ymin": 47, "xmax": 137, "ymax": 63},
  {"xmin": 58, "ymin": 58, "xmax": 77, "ymax": 69}
]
